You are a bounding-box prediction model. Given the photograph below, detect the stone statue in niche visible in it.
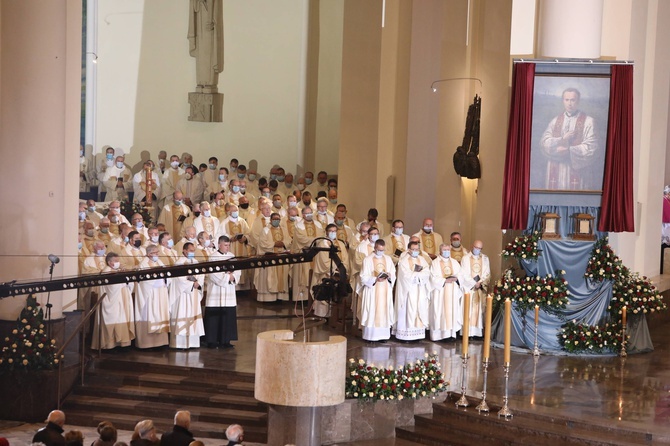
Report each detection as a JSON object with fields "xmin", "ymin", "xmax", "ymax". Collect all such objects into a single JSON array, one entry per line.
[{"xmin": 188, "ymin": 0, "xmax": 224, "ymax": 122}]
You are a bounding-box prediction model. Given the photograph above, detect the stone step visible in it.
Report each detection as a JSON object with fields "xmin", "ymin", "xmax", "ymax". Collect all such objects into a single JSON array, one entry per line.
[
  {"xmin": 62, "ymin": 394, "xmax": 267, "ymax": 426},
  {"xmin": 92, "ymin": 356, "xmax": 256, "ymax": 383},
  {"xmin": 71, "ymin": 382, "xmax": 266, "ymax": 412},
  {"xmin": 84, "ymin": 368, "xmax": 255, "ymax": 397},
  {"xmin": 395, "ymin": 424, "xmax": 475, "ymax": 446},
  {"xmin": 63, "ymin": 409, "xmax": 267, "ymax": 443}
]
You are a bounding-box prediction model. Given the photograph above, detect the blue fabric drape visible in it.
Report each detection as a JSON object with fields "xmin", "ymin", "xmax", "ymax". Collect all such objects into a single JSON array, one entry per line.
[{"xmin": 492, "ymin": 240, "xmax": 653, "ymax": 354}]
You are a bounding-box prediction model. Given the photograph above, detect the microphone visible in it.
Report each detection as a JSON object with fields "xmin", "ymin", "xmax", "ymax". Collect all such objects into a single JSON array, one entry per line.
[{"xmin": 48, "ymin": 254, "xmax": 60, "ymax": 264}]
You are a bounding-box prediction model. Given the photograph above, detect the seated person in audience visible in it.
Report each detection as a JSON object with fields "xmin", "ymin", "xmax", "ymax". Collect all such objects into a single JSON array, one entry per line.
[
  {"xmin": 176, "ymin": 165, "xmax": 204, "ymax": 208},
  {"xmin": 102, "ymin": 155, "xmax": 132, "ymax": 201},
  {"xmin": 158, "ymin": 231, "xmax": 179, "ymax": 266},
  {"xmin": 33, "ymin": 410, "xmax": 67, "ymax": 446},
  {"xmin": 64, "ymin": 430, "xmax": 83, "ymax": 446},
  {"xmin": 158, "ymin": 191, "xmax": 191, "ymax": 240},
  {"xmin": 160, "ymin": 411, "xmax": 194, "ymax": 446},
  {"xmin": 225, "ymin": 424, "xmax": 244, "ymax": 446},
  {"xmin": 86, "ymin": 199, "xmax": 104, "ymax": 226},
  {"xmin": 92, "ymin": 421, "xmax": 117, "ymax": 446},
  {"xmin": 130, "ymin": 420, "xmax": 158, "ymax": 446}
]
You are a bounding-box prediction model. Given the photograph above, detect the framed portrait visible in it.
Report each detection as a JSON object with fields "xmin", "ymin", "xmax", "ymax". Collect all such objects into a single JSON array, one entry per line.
[{"xmin": 529, "ymin": 74, "xmax": 610, "ymax": 193}]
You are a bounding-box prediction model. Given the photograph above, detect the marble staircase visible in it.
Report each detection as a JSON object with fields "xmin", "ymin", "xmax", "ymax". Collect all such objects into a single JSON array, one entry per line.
[
  {"xmin": 396, "ymin": 393, "xmax": 670, "ymax": 446},
  {"xmin": 62, "ymin": 356, "xmax": 268, "ymax": 443}
]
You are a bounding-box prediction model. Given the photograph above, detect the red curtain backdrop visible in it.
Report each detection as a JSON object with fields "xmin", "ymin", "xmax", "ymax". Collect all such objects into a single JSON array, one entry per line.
[
  {"xmin": 598, "ymin": 64, "xmax": 634, "ymax": 232},
  {"xmin": 501, "ymin": 63, "xmax": 535, "ymax": 229}
]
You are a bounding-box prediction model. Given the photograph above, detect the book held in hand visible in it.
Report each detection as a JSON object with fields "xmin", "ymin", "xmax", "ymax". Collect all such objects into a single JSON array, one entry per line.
[{"xmin": 413, "ymin": 264, "xmax": 423, "ymax": 272}]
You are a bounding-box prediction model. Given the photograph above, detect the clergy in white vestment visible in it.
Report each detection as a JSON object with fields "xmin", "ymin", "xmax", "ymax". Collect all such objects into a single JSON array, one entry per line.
[
  {"xmin": 289, "ymin": 208, "xmax": 324, "ymax": 302},
  {"xmin": 85, "ymin": 199, "xmax": 104, "ymax": 226},
  {"xmin": 429, "ymin": 244, "xmax": 465, "ymax": 341},
  {"xmin": 411, "ymin": 218, "xmax": 444, "ymax": 260},
  {"xmin": 193, "ymin": 201, "xmax": 219, "ymax": 236},
  {"xmin": 201, "ymin": 157, "xmax": 221, "ymax": 200},
  {"xmin": 212, "ymin": 192, "xmax": 228, "ymax": 220},
  {"xmin": 215, "ymin": 205, "xmax": 252, "ymax": 290},
  {"xmin": 134, "ymin": 245, "xmax": 170, "ymax": 349},
  {"xmin": 315, "ymin": 198, "xmax": 335, "ymax": 227},
  {"xmin": 225, "ymin": 179, "xmax": 243, "ymax": 206},
  {"xmin": 448, "ymin": 231, "xmax": 470, "ymax": 263},
  {"xmin": 168, "ymin": 243, "xmax": 205, "ymax": 349},
  {"xmin": 383, "ymin": 219, "xmax": 410, "ymax": 265},
  {"xmin": 101, "ymin": 155, "xmax": 132, "ymax": 202},
  {"xmin": 122, "ymin": 231, "xmax": 146, "ymax": 270},
  {"xmin": 158, "ymin": 232, "xmax": 179, "ymax": 266},
  {"xmin": 132, "ymin": 161, "xmax": 161, "ymax": 203},
  {"xmin": 312, "ymin": 224, "xmax": 350, "ymax": 318},
  {"xmin": 357, "ymin": 208, "xmax": 385, "ymax": 237},
  {"xmin": 204, "ymin": 236, "xmax": 241, "ymax": 348},
  {"xmin": 358, "ymin": 240, "xmax": 396, "ymax": 342},
  {"xmin": 271, "ymin": 194, "xmax": 287, "ymax": 219},
  {"xmin": 91, "ymin": 253, "xmax": 136, "ymax": 350},
  {"xmin": 459, "ymin": 240, "xmax": 491, "ymax": 337},
  {"xmin": 255, "ymin": 213, "xmax": 291, "ymax": 302},
  {"xmin": 333, "ymin": 211, "xmax": 357, "ymax": 251},
  {"xmin": 96, "ymin": 147, "xmax": 116, "ymax": 184},
  {"xmin": 352, "ymin": 225, "xmax": 376, "ymax": 324},
  {"xmin": 160, "ymin": 155, "xmax": 185, "ymax": 207},
  {"xmin": 393, "ymin": 240, "xmax": 431, "ymax": 341},
  {"xmin": 176, "ymin": 166, "xmax": 205, "ymax": 208}
]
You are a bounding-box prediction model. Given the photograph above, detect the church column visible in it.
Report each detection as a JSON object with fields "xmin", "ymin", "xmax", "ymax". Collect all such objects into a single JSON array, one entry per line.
[
  {"xmin": 0, "ymin": 1, "xmax": 81, "ymax": 321},
  {"xmin": 537, "ymin": 0, "xmax": 604, "ymax": 59}
]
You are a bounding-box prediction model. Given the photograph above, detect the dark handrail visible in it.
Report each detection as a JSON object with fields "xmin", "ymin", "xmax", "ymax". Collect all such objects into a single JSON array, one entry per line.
[{"xmin": 57, "ymin": 292, "xmax": 107, "ymax": 409}]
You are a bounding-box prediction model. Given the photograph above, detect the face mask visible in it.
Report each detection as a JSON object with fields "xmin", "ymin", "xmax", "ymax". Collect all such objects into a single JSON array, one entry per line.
[
  {"xmin": 441, "ymin": 250, "xmax": 451, "ymax": 259},
  {"xmin": 329, "ymin": 199, "xmax": 337, "ymax": 204},
  {"xmin": 305, "ymin": 178, "xmax": 313, "ymax": 185},
  {"xmin": 374, "ymin": 250, "xmax": 384, "ymax": 257},
  {"xmin": 86, "ymin": 229, "xmax": 94, "ymax": 237},
  {"xmin": 185, "ymin": 173, "xmax": 192, "ymax": 180},
  {"xmin": 270, "ymin": 174, "xmax": 277, "ymax": 181},
  {"xmin": 167, "ymin": 239, "xmax": 174, "ymax": 248},
  {"xmin": 203, "ymin": 239, "xmax": 211, "ymax": 247},
  {"xmin": 187, "ymin": 252, "xmax": 195, "ymax": 259},
  {"xmin": 133, "ymin": 240, "xmax": 142, "ymax": 248},
  {"xmin": 277, "ymin": 176, "xmax": 285, "ymax": 182},
  {"xmin": 423, "ymin": 226, "xmax": 433, "ymax": 234},
  {"xmin": 231, "ymin": 211, "xmax": 239, "ymax": 219},
  {"xmin": 150, "ymin": 255, "xmax": 159, "ymax": 262},
  {"xmin": 78, "ymin": 242, "xmax": 83, "ymax": 250},
  {"xmin": 100, "ymin": 227, "xmax": 109, "ymax": 234},
  {"xmin": 174, "ymin": 200, "xmax": 183, "ymax": 206},
  {"xmin": 262, "ymin": 192, "xmax": 271, "ymax": 198},
  {"xmin": 88, "ymin": 206, "xmax": 96, "ymax": 212},
  {"xmin": 289, "ymin": 215, "xmax": 297, "ymax": 222},
  {"xmin": 209, "ymin": 164, "xmax": 216, "ymax": 170},
  {"xmin": 123, "ymin": 236, "xmax": 129, "ymax": 244},
  {"xmin": 111, "ymin": 261, "xmax": 121, "ymax": 270},
  {"xmin": 232, "ymin": 186, "xmax": 240, "ymax": 193},
  {"xmin": 248, "ymin": 174, "xmax": 257, "ymax": 181},
  {"xmin": 106, "ymin": 153, "xmax": 114, "ymax": 160},
  {"xmin": 193, "ymin": 211, "xmax": 201, "ymax": 218},
  {"xmin": 188, "ymin": 237, "xmax": 197, "ymax": 243},
  {"xmin": 335, "ymin": 219, "xmax": 344, "ymax": 226},
  {"xmin": 271, "ymin": 220, "xmax": 280, "ymax": 228},
  {"xmin": 288, "ymin": 201, "xmax": 297, "ymax": 207},
  {"xmin": 285, "ymin": 182, "xmax": 293, "ymax": 188},
  {"xmin": 135, "ymin": 221, "xmax": 143, "ymax": 229},
  {"xmin": 328, "ymin": 231, "xmax": 337, "ymax": 240},
  {"xmin": 318, "ymin": 209, "xmax": 326, "ymax": 215},
  {"xmin": 219, "ymin": 174, "xmax": 226, "ymax": 181},
  {"xmin": 240, "ymin": 203, "xmax": 249, "ymax": 210},
  {"xmin": 150, "ymin": 235, "xmax": 159, "ymax": 243},
  {"xmin": 116, "ymin": 162, "xmax": 124, "ymax": 169},
  {"xmin": 304, "ymin": 213, "xmax": 313, "ymax": 221},
  {"xmin": 473, "ymin": 248, "xmax": 482, "ymax": 256},
  {"xmin": 298, "ymin": 184, "xmax": 305, "ymax": 191},
  {"xmin": 394, "ymin": 228, "xmax": 403, "ymax": 236},
  {"xmin": 171, "ymin": 161, "xmax": 179, "ymax": 168},
  {"xmin": 273, "ymin": 200, "xmax": 282, "ymax": 208},
  {"xmin": 411, "ymin": 250, "xmax": 421, "ymax": 258},
  {"xmin": 79, "ymin": 211, "xmax": 86, "ymax": 221},
  {"xmin": 370, "ymin": 234, "xmax": 379, "ymax": 243},
  {"xmin": 237, "ymin": 173, "xmax": 245, "ymax": 179},
  {"xmin": 451, "ymin": 240, "xmax": 461, "ymax": 249},
  {"xmin": 183, "ymin": 163, "xmax": 191, "ymax": 168},
  {"xmin": 96, "ymin": 249, "xmax": 106, "ymax": 257},
  {"xmin": 230, "ymin": 166, "xmax": 237, "ymax": 173},
  {"xmin": 110, "ymin": 216, "xmax": 118, "ymax": 224},
  {"xmin": 203, "ymin": 210, "xmax": 211, "ymax": 218}
]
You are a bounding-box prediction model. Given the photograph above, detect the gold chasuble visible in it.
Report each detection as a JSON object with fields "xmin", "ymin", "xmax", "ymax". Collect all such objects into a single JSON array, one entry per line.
[
  {"xmin": 468, "ymin": 255, "xmax": 484, "ymax": 326},
  {"xmin": 421, "ymin": 232, "xmax": 436, "ymax": 256}
]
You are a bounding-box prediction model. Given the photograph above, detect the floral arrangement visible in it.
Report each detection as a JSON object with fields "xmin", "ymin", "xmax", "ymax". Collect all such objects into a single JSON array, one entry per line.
[
  {"xmin": 345, "ymin": 354, "xmax": 447, "ymax": 402},
  {"xmin": 501, "ymin": 231, "xmax": 542, "ymax": 260},
  {"xmin": 0, "ymin": 295, "xmax": 60, "ymax": 373},
  {"xmin": 584, "ymin": 237, "xmax": 627, "ymax": 282},
  {"xmin": 558, "ymin": 320, "xmax": 624, "ymax": 354},
  {"xmin": 493, "ymin": 269, "xmax": 569, "ymax": 316},
  {"xmin": 610, "ymin": 273, "xmax": 667, "ymax": 319}
]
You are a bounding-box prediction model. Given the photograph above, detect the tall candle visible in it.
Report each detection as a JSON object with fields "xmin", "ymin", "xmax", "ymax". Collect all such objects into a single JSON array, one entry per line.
[
  {"xmin": 622, "ymin": 306, "xmax": 627, "ymax": 326},
  {"xmin": 504, "ymin": 298, "xmax": 511, "ymax": 364},
  {"xmin": 483, "ymin": 294, "xmax": 493, "ymax": 361},
  {"xmin": 462, "ymin": 293, "xmax": 470, "ymax": 356},
  {"xmin": 534, "ymin": 305, "xmax": 539, "ymax": 326}
]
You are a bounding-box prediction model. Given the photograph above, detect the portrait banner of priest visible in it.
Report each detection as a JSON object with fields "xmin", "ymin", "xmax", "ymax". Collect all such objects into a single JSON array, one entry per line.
[{"xmin": 529, "ymin": 75, "xmax": 609, "ymax": 193}]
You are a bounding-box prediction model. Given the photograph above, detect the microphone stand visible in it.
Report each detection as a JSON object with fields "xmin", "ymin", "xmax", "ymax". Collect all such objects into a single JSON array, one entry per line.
[{"xmin": 46, "ymin": 260, "xmax": 56, "ymax": 340}]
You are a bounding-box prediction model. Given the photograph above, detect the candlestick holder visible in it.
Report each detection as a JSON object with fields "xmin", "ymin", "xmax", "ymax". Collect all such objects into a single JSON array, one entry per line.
[
  {"xmin": 532, "ymin": 321, "xmax": 540, "ymax": 356},
  {"xmin": 475, "ymin": 359, "xmax": 490, "ymax": 413},
  {"xmin": 619, "ymin": 323, "xmax": 627, "ymax": 358},
  {"xmin": 497, "ymin": 362, "xmax": 513, "ymax": 419},
  {"xmin": 455, "ymin": 354, "xmax": 469, "ymax": 407}
]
